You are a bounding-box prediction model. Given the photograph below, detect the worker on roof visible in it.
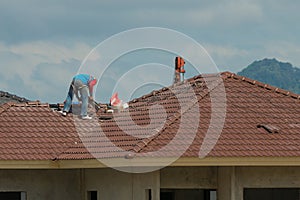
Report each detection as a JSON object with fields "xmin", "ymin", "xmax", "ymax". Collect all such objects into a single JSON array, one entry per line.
[{"xmin": 60, "ymin": 74, "xmax": 97, "ymax": 120}]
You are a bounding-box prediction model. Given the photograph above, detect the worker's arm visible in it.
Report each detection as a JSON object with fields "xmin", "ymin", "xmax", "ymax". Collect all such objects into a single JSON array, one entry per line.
[
  {"xmin": 89, "ymin": 86, "xmax": 94, "ymax": 97},
  {"xmin": 88, "ymin": 89, "xmax": 94, "ymax": 104},
  {"xmin": 88, "ymin": 79, "xmax": 97, "ymax": 98},
  {"xmin": 74, "ymin": 89, "xmax": 81, "ymax": 101}
]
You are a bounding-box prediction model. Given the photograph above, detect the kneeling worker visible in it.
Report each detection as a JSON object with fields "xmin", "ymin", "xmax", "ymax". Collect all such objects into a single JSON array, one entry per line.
[{"xmin": 61, "ymin": 74, "xmax": 97, "ymax": 119}]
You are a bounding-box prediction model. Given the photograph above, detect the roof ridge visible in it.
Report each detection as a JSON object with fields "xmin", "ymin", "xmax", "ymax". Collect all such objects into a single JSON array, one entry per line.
[
  {"xmin": 129, "ymin": 73, "xmax": 219, "ymax": 105},
  {"xmin": 0, "ymin": 90, "xmax": 29, "ymax": 102},
  {"xmin": 222, "ymin": 71, "xmax": 300, "ymax": 100},
  {"xmin": 11, "ymin": 100, "xmax": 50, "ymax": 108},
  {"xmin": 128, "ymin": 73, "xmax": 219, "ymax": 112},
  {"xmin": 133, "ymin": 74, "xmax": 225, "ymax": 153}
]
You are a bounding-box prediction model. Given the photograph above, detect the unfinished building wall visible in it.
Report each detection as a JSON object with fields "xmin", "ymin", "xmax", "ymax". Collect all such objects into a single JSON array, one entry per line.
[
  {"xmin": 0, "ymin": 169, "xmax": 82, "ymax": 200},
  {"xmin": 235, "ymin": 166, "xmax": 300, "ymax": 200},
  {"xmin": 160, "ymin": 166, "xmax": 217, "ymax": 200},
  {"xmin": 160, "ymin": 166, "xmax": 217, "ymax": 189},
  {"xmin": 84, "ymin": 168, "xmax": 160, "ymax": 200},
  {"xmin": 217, "ymin": 166, "xmax": 300, "ymax": 200}
]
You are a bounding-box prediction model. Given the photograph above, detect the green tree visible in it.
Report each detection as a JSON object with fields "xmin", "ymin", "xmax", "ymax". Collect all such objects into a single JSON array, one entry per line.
[{"xmin": 238, "ymin": 58, "xmax": 300, "ymax": 94}]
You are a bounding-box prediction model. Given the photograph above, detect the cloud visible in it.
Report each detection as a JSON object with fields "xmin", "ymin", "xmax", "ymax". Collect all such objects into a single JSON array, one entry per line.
[
  {"xmin": 31, "ymin": 59, "xmax": 80, "ymax": 102},
  {"xmin": 200, "ymin": 43, "xmax": 250, "ymax": 72},
  {"xmin": 0, "ymin": 0, "xmax": 264, "ymax": 44},
  {"xmin": 204, "ymin": 41, "xmax": 300, "ymax": 72},
  {"xmin": 1, "ymin": 0, "xmax": 300, "ymax": 102},
  {"xmin": 184, "ymin": 0, "xmax": 263, "ymax": 27},
  {"xmin": 0, "ymin": 41, "xmax": 92, "ymax": 102},
  {"xmin": 9, "ymin": 41, "xmax": 90, "ymax": 63},
  {"xmin": 205, "ymin": 44, "xmax": 249, "ymax": 58},
  {"xmin": 112, "ymin": 63, "xmax": 173, "ymax": 101},
  {"xmin": 264, "ymin": 42, "xmax": 300, "ymax": 67}
]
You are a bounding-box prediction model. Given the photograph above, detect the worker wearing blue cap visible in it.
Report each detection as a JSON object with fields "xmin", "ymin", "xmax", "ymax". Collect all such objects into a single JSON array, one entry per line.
[{"xmin": 61, "ymin": 74, "xmax": 97, "ymax": 119}]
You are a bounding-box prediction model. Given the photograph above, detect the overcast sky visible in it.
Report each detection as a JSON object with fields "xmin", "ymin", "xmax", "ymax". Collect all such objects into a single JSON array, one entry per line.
[{"xmin": 0, "ymin": 0, "xmax": 299, "ymax": 103}]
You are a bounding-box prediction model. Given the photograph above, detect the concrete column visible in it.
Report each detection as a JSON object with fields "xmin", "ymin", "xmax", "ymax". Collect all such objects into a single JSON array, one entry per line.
[
  {"xmin": 132, "ymin": 170, "xmax": 160, "ymax": 200},
  {"xmin": 79, "ymin": 169, "xmax": 86, "ymax": 200},
  {"xmin": 217, "ymin": 167, "xmax": 236, "ymax": 200}
]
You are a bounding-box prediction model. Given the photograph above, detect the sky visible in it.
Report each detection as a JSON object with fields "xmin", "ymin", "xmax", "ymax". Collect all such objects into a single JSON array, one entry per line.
[{"xmin": 0, "ymin": 0, "xmax": 300, "ymax": 103}]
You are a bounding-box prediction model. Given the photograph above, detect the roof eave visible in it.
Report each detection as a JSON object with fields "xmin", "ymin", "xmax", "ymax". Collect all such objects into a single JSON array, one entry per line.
[
  {"xmin": 173, "ymin": 157, "xmax": 300, "ymax": 167},
  {"xmin": 2, "ymin": 157, "xmax": 300, "ymax": 169}
]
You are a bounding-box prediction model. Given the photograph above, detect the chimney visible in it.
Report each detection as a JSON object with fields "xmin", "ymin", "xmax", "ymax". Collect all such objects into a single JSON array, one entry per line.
[{"xmin": 174, "ymin": 56, "xmax": 186, "ymax": 84}]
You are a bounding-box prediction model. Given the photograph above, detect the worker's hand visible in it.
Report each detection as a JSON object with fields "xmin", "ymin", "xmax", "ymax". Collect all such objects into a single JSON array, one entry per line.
[
  {"xmin": 76, "ymin": 95, "xmax": 82, "ymax": 102},
  {"xmin": 89, "ymin": 96, "xmax": 94, "ymax": 102}
]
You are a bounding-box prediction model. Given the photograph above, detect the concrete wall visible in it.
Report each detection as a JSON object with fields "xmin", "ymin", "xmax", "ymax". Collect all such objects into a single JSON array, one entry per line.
[
  {"xmin": 160, "ymin": 166, "xmax": 217, "ymax": 189},
  {"xmin": 217, "ymin": 166, "xmax": 300, "ymax": 200},
  {"xmin": 235, "ymin": 166, "xmax": 300, "ymax": 200},
  {"xmin": 84, "ymin": 167, "xmax": 217, "ymax": 200},
  {"xmin": 0, "ymin": 169, "xmax": 82, "ymax": 200},
  {"xmin": 161, "ymin": 166, "xmax": 300, "ymax": 200},
  {"xmin": 1, "ymin": 166, "xmax": 300, "ymax": 200},
  {"xmin": 84, "ymin": 168, "xmax": 160, "ymax": 200}
]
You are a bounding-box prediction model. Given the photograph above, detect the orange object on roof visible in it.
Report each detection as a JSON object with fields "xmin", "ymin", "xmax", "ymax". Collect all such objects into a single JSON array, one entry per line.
[
  {"xmin": 175, "ymin": 56, "xmax": 186, "ymax": 73},
  {"xmin": 110, "ymin": 92, "xmax": 122, "ymax": 106}
]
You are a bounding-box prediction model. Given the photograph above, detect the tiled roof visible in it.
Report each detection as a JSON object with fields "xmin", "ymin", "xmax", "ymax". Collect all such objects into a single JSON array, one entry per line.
[
  {"xmin": 137, "ymin": 72, "xmax": 300, "ymax": 158},
  {"xmin": 0, "ymin": 101, "xmax": 79, "ymax": 160},
  {"xmin": 1, "ymin": 72, "xmax": 300, "ymax": 161},
  {"xmin": 0, "ymin": 91, "xmax": 29, "ymax": 105}
]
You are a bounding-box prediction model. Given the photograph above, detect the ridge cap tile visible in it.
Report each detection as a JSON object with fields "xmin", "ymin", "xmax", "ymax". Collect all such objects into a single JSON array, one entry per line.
[{"xmin": 226, "ymin": 72, "xmax": 300, "ymax": 100}]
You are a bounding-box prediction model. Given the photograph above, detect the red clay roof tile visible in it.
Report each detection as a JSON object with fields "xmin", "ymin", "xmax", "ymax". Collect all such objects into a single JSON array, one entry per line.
[{"xmin": 1, "ymin": 72, "xmax": 300, "ymax": 161}]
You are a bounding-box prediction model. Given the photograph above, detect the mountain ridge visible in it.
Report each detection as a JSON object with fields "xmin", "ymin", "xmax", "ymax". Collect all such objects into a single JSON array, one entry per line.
[{"xmin": 238, "ymin": 58, "xmax": 300, "ymax": 94}]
